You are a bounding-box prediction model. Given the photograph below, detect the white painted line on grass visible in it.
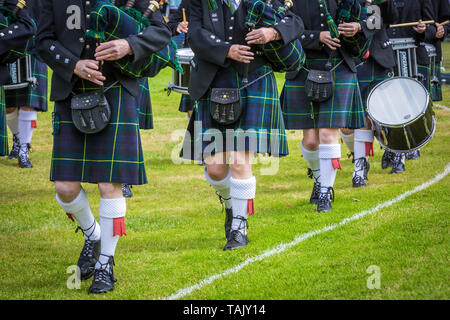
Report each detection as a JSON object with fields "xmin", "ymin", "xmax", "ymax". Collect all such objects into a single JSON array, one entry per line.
[
  {"xmin": 434, "ymin": 104, "xmax": 450, "ymax": 111},
  {"xmin": 161, "ymin": 163, "xmax": 450, "ymax": 300}
]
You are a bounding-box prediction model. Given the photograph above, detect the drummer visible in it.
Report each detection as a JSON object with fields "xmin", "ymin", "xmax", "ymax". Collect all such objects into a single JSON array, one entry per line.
[
  {"xmin": 5, "ymin": 0, "xmax": 47, "ymax": 169},
  {"xmin": 340, "ymin": 0, "xmax": 399, "ymax": 186},
  {"xmin": 386, "ymin": 0, "xmax": 436, "ymax": 170},
  {"xmin": 168, "ymin": 0, "xmax": 194, "ymax": 118},
  {"xmin": 0, "ymin": 1, "xmax": 36, "ymax": 157},
  {"xmin": 429, "ymin": 0, "xmax": 450, "ymax": 102}
]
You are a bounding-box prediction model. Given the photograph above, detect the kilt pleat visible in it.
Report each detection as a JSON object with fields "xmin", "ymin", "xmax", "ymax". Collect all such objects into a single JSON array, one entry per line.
[
  {"xmin": 280, "ymin": 58, "xmax": 366, "ymax": 130},
  {"xmin": 0, "ymin": 88, "xmax": 8, "ymax": 156},
  {"xmin": 178, "ymin": 94, "xmax": 194, "ymax": 113},
  {"xmin": 137, "ymin": 78, "xmax": 153, "ymax": 130},
  {"xmin": 181, "ymin": 65, "xmax": 288, "ymax": 161},
  {"xmin": 432, "ymin": 63, "xmax": 442, "ymax": 102},
  {"xmin": 5, "ymin": 55, "xmax": 48, "ymax": 111},
  {"xmin": 50, "ymin": 81, "xmax": 147, "ymax": 185},
  {"xmin": 357, "ymin": 58, "xmax": 392, "ymax": 112}
]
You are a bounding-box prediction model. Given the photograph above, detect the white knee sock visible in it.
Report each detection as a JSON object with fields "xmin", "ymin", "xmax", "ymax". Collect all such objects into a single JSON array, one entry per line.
[
  {"xmin": 204, "ymin": 167, "xmax": 232, "ymax": 209},
  {"xmin": 97, "ymin": 197, "xmax": 126, "ymax": 266},
  {"xmin": 339, "ymin": 130, "xmax": 354, "ymax": 154},
  {"xmin": 301, "ymin": 141, "xmax": 320, "ymax": 181},
  {"xmin": 354, "ymin": 129, "xmax": 374, "ymax": 178},
  {"xmin": 6, "ymin": 109, "xmax": 19, "ymax": 136},
  {"xmin": 318, "ymin": 144, "xmax": 341, "ymax": 193},
  {"xmin": 18, "ymin": 109, "xmax": 37, "ymax": 147},
  {"xmin": 56, "ymin": 189, "xmax": 100, "ymax": 241},
  {"xmin": 229, "ymin": 176, "xmax": 256, "ymax": 236}
]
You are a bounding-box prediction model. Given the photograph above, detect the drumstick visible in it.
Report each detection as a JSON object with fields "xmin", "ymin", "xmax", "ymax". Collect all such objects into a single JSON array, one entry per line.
[
  {"xmin": 389, "ymin": 20, "xmax": 435, "ymax": 28},
  {"xmin": 437, "ymin": 20, "xmax": 450, "ymax": 27},
  {"xmin": 182, "ymin": 8, "xmax": 187, "ymax": 23}
]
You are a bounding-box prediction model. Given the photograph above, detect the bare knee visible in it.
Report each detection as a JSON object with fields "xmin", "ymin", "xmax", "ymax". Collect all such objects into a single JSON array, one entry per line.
[
  {"xmin": 55, "ymin": 181, "xmax": 82, "ymax": 203},
  {"xmin": 319, "ymin": 128, "xmax": 339, "ymax": 145},
  {"xmin": 98, "ymin": 183, "xmax": 122, "ymax": 199},
  {"xmin": 340, "ymin": 128, "xmax": 354, "ymax": 136},
  {"xmin": 206, "ymin": 163, "xmax": 229, "ymax": 181},
  {"xmin": 230, "ymin": 152, "xmax": 253, "ymax": 179},
  {"xmin": 302, "ymin": 129, "xmax": 319, "ymax": 151}
]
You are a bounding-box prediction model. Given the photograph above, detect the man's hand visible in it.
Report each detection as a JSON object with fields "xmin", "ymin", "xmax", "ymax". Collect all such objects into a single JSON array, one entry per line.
[
  {"xmin": 246, "ymin": 27, "xmax": 278, "ymax": 45},
  {"xmin": 227, "ymin": 45, "xmax": 254, "ymax": 64},
  {"xmin": 413, "ymin": 20, "xmax": 426, "ymax": 34},
  {"xmin": 95, "ymin": 39, "xmax": 132, "ymax": 62},
  {"xmin": 74, "ymin": 59, "xmax": 106, "ymax": 86},
  {"xmin": 338, "ymin": 22, "xmax": 360, "ymax": 38},
  {"xmin": 435, "ymin": 23, "xmax": 445, "ymax": 38},
  {"xmin": 177, "ymin": 21, "xmax": 189, "ymax": 34},
  {"xmin": 320, "ymin": 31, "xmax": 341, "ymax": 50}
]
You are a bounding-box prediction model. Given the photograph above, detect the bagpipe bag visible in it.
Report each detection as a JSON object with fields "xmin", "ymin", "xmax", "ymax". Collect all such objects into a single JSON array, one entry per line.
[
  {"xmin": 86, "ymin": 0, "xmax": 182, "ymax": 78},
  {"xmin": 245, "ymin": 0, "xmax": 305, "ymax": 73},
  {"xmin": 0, "ymin": 4, "xmax": 35, "ymax": 64}
]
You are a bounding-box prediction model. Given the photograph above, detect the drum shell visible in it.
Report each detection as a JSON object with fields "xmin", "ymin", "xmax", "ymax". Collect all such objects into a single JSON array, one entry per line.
[
  {"xmin": 367, "ymin": 77, "xmax": 436, "ymax": 153},
  {"xmin": 170, "ymin": 49, "xmax": 193, "ymax": 95}
]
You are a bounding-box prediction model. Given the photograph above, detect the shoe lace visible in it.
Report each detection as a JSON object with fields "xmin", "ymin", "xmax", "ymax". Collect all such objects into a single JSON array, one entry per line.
[
  {"xmin": 75, "ymin": 220, "xmax": 98, "ymax": 257},
  {"xmin": 93, "ymin": 255, "xmax": 115, "ymax": 284},
  {"xmin": 216, "ymin": 191, "xmax": 231, "ymax": 213},
  {"xmin": 318, "ymin": 187, "xmax": 335, "ymax": 204},
  {"xmin": 353, "ymin": 174, "xmax": 365, "ymax": 186},
  {"xmin": 232, "ymin": 215, "xmax": 248, "ymax": 233}
]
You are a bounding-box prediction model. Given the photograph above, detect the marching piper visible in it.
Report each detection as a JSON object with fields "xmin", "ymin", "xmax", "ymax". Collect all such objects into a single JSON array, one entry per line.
[
  {"xmin": 5, "ymin": 0, "xmax": 48, "ymax": 169},
  {"xmin": 281, "ymin": 0, "xmax": 368, "ymax": 212},
  {"xmin": 181, "ymin": 0, "xmax": 304, "ymax": 249},
  {"xmin": 340, "ymin": 0, "xmax": 399, "ymax": 186},
  {"xmin": 0, "ymin": 0, "xmax": 36, "ymax": 157},
  {"xmin": 385, "ymin": 0, "xmax": 435, "ymax": 171},
  {"xmin": 37, "ymin": 0, "xmax": 171, "ymax": 293}
]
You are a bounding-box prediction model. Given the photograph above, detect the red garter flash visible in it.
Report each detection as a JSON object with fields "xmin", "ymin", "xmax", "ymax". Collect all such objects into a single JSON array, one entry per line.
[
  {"xmin": 365, "ymin": 142, "xmax": 374, "ymax": 157},
  {"xmin": 363, "ymin": 50, "xmax": 370, "ymax": 60},
  {"xmin": 332, "ymin": 158, "xmax": 342, "ymax": 170},
  {"xmin": 248, "ymin": 199, "xmax": 255, "ymax": 216},
  {"xmin": 31, "ymin": 120, "xmax": 37, "ymax": 128},
  {"xmin": 113, "ymin": 217, "xmax": 127, "ymax": 237},
  {"xmin": 66, "ymin": 213, "xmax": 75, "ymax": 222}
]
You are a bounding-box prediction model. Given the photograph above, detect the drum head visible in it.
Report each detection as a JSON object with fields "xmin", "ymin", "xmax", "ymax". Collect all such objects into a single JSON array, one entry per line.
[
  {"xmin": 176, "ymin": 48, "xmax": 194, "ymax": 61},
  {"xmin": 367, "ymin": 77, "xmax": 429, "ymax": 127}
]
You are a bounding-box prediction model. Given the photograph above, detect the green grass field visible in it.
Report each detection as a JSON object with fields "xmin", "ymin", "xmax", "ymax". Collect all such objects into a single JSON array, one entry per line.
[{"xmin": 0, "ymin": 44, "xmax": 449, "ymax": 300}]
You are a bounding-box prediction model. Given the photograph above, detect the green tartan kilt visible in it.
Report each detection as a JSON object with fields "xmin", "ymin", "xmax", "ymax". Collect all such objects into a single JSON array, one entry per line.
[
  {"xmin": 50, "ymin": 81, "xmax": 147, "ymax": 185},
  {"xmin": 418, "ymin": 63, "xmax": 431, "ymax": 91},
  {"xmin": 0, "ymin": 88, "xmax": 8, "ymax": 156},
  {"xmin": 178, "ymin": 94, "xmax": 194, "ymax": 113},
  {"xmin": 357, "ymin": 58, "xmax": 393, "ymax": 113},
  {"xmin": 280, "ymin": 58, "xmax": 366, "ymax": 130},
  {"xmin": 5, "ymin": 55, "xmax": 48, "ymax": 111},
  {"xmin": 181, "ymin": 65, "xmax": 289, "ymax": 162},
  {"xmin": 136, "ymin": 78, "xmax": 153, "ymax": 130}
]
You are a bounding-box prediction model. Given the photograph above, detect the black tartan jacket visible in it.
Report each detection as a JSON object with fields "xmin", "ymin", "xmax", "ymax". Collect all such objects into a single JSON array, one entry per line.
[
  {"xmin": 187, "ymin": 0, "xmax": 304, "ymax": 100},
  {"xmin": 430, "ymin": 0, "xmax": 450, "ymax": 62},
  {"xmin": 0, "ymin": 0, "xmax": 36, "ymax": 85},
  {"xmin": 36, "ymin": 0, "xmax": 171, "ymax": 101},
  {"xmin": 359, "ymin": 0, "xmax": 399, "ymax": 70}
]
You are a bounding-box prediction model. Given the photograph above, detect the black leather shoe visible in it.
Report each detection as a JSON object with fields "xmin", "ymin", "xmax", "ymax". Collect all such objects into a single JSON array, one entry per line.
[
  {"xmin": 75, "ymin": 226, "xmax": 101, "ymax": 280},
  {"xmin": 223, "ymin": 230, "xmax": 249, "ymax": 250},
  {"xmin": 307, "ymin": 168, "xmax": 320, "ymax": 205},
  {"xmin": 381, "ymin": 150, "xmax": 393, "ymax": 169},
  {"xmin": 317, "ymin": 187, "xmax": 334, "ymax": 213},
  {"xmin": 89, "ymin": 255, "xmax": 117, "ymax": 294},
  {"xmin": 8, "ymin": 134, "xmax": 20, "ymax": 159},
  {"xmin": 406, "ymin": 149, "xmax": 420, "ymax": 160},
  {"xmin": 122, "ymin": 184, "xmax": 133, "ymax": 198},
  {"xmin": 18, "ymin": 144, "xmax": 32, "ymax": 168},
  {"xmin": 224, "ymin": 208, "xmax": 233, "ymax": 240},
  {"xmin": 390, "ymin": 153, "xmax": 405, "ymax": 174},
  {"xmin": 352, "ymin": 174, "xmax": 366, "ymax": 188}
]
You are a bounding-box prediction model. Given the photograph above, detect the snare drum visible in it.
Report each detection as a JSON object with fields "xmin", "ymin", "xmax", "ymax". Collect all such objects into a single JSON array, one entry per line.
[
  {"xmin": 3, "ymin": 55, "xmax": 34, "ymax": 91},
  {"xmin": 167, "ymin": 48, "xmax": 194, "ymax": 95},
  {"xmin": 419, "ymin": 43, "xmax": 440, "ymax": 100},
  {"xmin": 390, "ymin": 38, "xmax": 418, "ymax": 78},
  {"xmin": 367, "ymin": 77, "xmax": 435, "ymax": 153}
]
